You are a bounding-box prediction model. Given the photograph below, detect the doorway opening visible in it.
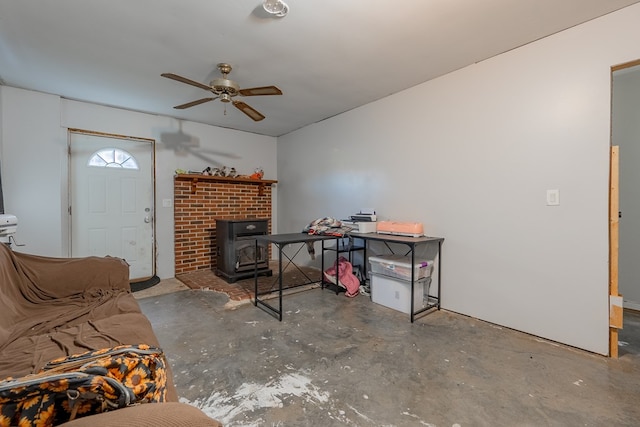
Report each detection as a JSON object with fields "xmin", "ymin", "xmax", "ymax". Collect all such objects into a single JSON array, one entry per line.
[
  {"xmin": 68, "ymin": 129, "xmax": 156, "ymax": 282},
  {"xmin": 611, "ymin": 59, "xmax": 640, "ymax": 357}
]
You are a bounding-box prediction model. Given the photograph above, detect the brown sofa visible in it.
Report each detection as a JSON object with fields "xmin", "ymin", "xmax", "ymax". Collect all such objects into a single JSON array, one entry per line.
[{"xmin": 0, "ymin": 243, "xmax": 222, "ymax": 426}]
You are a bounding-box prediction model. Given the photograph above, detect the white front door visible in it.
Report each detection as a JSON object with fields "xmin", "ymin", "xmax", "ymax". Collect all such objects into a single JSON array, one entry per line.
[{"xmin": 70, "ymin": 131, "xmax": 155, "ymax": 280}]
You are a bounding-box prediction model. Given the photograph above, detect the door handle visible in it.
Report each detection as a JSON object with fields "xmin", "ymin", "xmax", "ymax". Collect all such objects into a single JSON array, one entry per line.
[{"xmin": 144, "ymin": 216, "xmax": 151, "ymax": 223}]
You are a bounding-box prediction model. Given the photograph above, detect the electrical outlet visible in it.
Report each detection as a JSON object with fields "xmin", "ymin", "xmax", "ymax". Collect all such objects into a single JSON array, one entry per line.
[{"xmin": 546, "ymin": 189, "xmax": 560, "ymax": 206}]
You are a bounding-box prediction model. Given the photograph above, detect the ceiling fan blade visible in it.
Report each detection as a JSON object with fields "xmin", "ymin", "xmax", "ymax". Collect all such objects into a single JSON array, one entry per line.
[
  {"xmin": 173, "ymin": 97, "xmax": 217, "ymax": 109},
  {"xmin": 161, "ymin": 73, "xmax": 212, "ymax": 91},
  {"xmin": 233, "ymin": 100, "xmax": 265, "ymax": 121},
  {"xmin": 238, "ymin": 86, "xmax": 282, "ymax": 96}
]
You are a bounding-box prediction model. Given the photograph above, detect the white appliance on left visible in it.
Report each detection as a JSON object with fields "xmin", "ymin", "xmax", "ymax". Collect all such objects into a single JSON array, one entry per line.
[{"xmin": 0, "ymin": 214, "xmax": 18, "ymax": 245}]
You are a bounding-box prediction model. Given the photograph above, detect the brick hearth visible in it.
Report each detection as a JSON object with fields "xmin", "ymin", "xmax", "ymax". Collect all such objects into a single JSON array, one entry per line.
[{"xmin": 173, "ymin": 174, "xmax": 276, "ymax": 274}]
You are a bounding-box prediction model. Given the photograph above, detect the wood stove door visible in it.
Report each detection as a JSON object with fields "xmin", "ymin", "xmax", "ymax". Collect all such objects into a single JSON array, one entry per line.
[{"xmin": 235, "ymin": 236, "xmax": 267, "ymax": 272}]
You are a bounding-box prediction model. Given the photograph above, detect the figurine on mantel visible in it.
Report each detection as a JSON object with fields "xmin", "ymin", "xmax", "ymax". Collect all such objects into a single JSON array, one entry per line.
[
  {"xmin": 237, "ymin": 167, "xmax": 264, "ymax": 180},
  {"xmin": 177, "ymin": 166, "xmax": 263, "ymax": 179},
  {"xmin": 250, "ymin": 167, "xmax": 264, "ymax": 180},
  {"xmin": 204, "ymin": 166, "xmax": 233, "ymax": 177}
]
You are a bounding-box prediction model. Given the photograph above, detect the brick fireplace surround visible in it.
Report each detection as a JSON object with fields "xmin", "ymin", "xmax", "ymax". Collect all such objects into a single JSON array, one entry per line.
[{"xmin": 173, "ymin": 174, "xmax": 276, "ymax": 274}]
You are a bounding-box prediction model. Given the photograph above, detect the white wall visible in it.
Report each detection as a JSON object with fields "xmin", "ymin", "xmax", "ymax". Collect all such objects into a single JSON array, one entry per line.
[
  {"xmin": 278, "ymin": 4, "xmax": 640, "ymax": 355},
  {"xmin": 613, "ymin": 67, "xmax": 640, "ymax": 309},
  {"xmin": 0, "ymin": 88, "xmax": 67, "ymax": 256},
  {"xmin": 0, "ymin": 86, "xmax": 277, "ymax": 279}
]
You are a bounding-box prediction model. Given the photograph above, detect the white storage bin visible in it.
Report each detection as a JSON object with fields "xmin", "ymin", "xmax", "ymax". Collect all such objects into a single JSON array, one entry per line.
[
  {"xmin": 370, "ymin": 273, "xmax": 429, "ymax": 314},
  {"xmin": 369, "ymin": 255, "xmax": 433, "ymax": 281}
]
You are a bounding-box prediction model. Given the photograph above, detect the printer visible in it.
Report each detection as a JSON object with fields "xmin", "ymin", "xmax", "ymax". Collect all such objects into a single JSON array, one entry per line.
[{"xmin": 343, "ymin": 209, "xmax": 377, "ymax": 234}]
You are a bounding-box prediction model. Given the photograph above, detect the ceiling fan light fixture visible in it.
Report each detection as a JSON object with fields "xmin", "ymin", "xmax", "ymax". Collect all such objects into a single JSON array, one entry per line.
[
  {"xmin": 220, "ymin": 93, "xmax": 232, "ymax": 103},
  {"xmin": 211, "ymin": 77, "xmax": 240, "ymax": 96},
  {"xmin": 263, "ymin": 0, "xmax": 288, "ymax": 17}
]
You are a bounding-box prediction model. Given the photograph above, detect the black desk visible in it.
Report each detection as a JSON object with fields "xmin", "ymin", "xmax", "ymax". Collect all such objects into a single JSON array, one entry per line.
[
  {"xmin": 350, "ymin": 233, "xmax": 444, "ymax": 322},
  {"xmin": 254, "ymin": 233, "xmax": 338, "ymax": 320}
]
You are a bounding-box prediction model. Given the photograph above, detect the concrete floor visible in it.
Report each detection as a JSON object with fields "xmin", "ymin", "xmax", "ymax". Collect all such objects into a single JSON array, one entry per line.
[{"xmin": 137, "ymin": 286, "xmax": 640, "ymax": 427}]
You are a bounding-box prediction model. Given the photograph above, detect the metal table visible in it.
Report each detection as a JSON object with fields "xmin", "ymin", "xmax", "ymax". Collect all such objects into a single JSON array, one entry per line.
[
  {"xmin": 254, "ymin": 233, "xmax": 339, "ymax": 320},
  {"xmin": 351, "ymin": 233, "xmax": 445, "ymax": 322}
]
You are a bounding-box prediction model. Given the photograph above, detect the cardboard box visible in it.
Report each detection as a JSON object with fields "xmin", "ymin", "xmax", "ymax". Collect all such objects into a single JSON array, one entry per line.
[{"xmin": 370, "ymin": 273, "xmax": 429, "ymax": 314}]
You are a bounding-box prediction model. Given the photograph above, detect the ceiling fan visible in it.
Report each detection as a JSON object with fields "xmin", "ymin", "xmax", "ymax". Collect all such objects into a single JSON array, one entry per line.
[{"xmin": 161, "ymin": 63, "xmax": 282, "ymax": 122}]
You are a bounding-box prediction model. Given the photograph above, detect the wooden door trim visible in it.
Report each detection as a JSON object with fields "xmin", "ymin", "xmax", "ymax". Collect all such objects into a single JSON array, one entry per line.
[{"xmin": 609, "ymin": 145, "xmax": 620, "ymax": 358}]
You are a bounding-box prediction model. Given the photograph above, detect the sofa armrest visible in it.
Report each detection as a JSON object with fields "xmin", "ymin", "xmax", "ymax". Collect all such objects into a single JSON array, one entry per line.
[{"xmin": 58, "ymin": 402, "xmax": 222, "ymax": 427}]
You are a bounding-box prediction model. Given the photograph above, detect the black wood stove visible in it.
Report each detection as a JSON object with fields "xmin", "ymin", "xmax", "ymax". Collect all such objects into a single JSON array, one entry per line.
[{"xmin": 215, "ymin": 218, "xmax": 272, "ymax": 283}]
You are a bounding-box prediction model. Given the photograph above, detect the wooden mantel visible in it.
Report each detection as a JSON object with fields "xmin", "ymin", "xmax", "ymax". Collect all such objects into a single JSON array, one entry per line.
[{"xmin": 175, "ymin": 173, "xmax": 278, "ymax": 196}]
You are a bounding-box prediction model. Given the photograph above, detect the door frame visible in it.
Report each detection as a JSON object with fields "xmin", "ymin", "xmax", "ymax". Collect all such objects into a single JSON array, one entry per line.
[
  {"xmin": 67, "ymin": 128, "xmax": 157, "ymax": 281},
  {"xmin": 609, "ymin": 58, "xmax": 640, "ymax": 357}
]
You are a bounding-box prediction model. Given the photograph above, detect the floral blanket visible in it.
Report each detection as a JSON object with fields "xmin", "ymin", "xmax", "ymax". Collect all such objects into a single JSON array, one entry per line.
[{"xmin": 303, "ymin": 217, "xmax": 354, "ymax": 236}]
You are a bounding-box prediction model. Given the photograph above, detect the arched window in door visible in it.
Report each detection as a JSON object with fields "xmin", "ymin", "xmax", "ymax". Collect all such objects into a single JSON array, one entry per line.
[{"xmin": 87, "ymin": 148, "xmax": 139, "ymax": 169}]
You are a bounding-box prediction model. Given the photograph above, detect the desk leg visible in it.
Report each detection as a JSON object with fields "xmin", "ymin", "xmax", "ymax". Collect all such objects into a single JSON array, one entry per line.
[
  {"xmin": 321, "ymin": 240, "xmax": 325, "ymax": 289},
  {"xmin": 254, "ymin": 242, "xmax": 284, "ymax": 321},
  {"xmin": 363, "ymin": 243, "xmax": 368, "ymax": 283},
  {"xmin": 437, "ymin": 240, "xmax": 442, "ymax": 310},
  {"xmin": 278, "ymin": 244, "xmax": 283, "ymax": 321},
  {"xmin": 408, "ymin": 240, "xmax": 442, "ymax": 322},
  {"xmin": 254, "ymin": 239, "xmax": 258, "ymax": 307},
  {"xmin": 334, "ymin": 237, "xmax": 339, "ymax": 294},
  {"xmin": 410, "ymin": 244, "xmax": 415, "ymax": 323}
]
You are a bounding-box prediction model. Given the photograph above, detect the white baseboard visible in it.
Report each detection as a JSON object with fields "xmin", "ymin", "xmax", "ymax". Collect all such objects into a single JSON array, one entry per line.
[{"xmin": 623, "ymin": 300, "xmax": 640, "ymax": 311}]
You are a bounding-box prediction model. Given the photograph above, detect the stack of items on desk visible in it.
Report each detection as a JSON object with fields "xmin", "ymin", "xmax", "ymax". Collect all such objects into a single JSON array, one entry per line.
[
  {"xmin": 342, "ymin": 209, "xmax": 377, "ymax": 234},
  {"xmin": 342, "ymin": 209, "xmax": 426, "ymax": 238}
]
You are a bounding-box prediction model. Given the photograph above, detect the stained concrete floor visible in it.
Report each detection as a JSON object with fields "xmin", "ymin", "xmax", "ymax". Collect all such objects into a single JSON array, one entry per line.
[{"xmin": 137, "ymin": 286, "xmax": 640, "ymax": 427}]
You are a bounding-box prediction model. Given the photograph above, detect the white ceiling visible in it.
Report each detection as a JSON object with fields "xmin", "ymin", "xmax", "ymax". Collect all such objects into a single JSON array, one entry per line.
[{"xmin": 1, "ymin": 0, "xmax": 638, "ymax": 137}]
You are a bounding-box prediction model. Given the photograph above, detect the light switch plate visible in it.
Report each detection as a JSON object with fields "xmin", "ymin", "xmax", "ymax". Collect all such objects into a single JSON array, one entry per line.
[
  {"xmin": 162, "ymin": 198, "xmax": 173, "ymax": 208},
  {"xmin": 546, "ymin": 189, "xmax": 560, "ymax": 206}
]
